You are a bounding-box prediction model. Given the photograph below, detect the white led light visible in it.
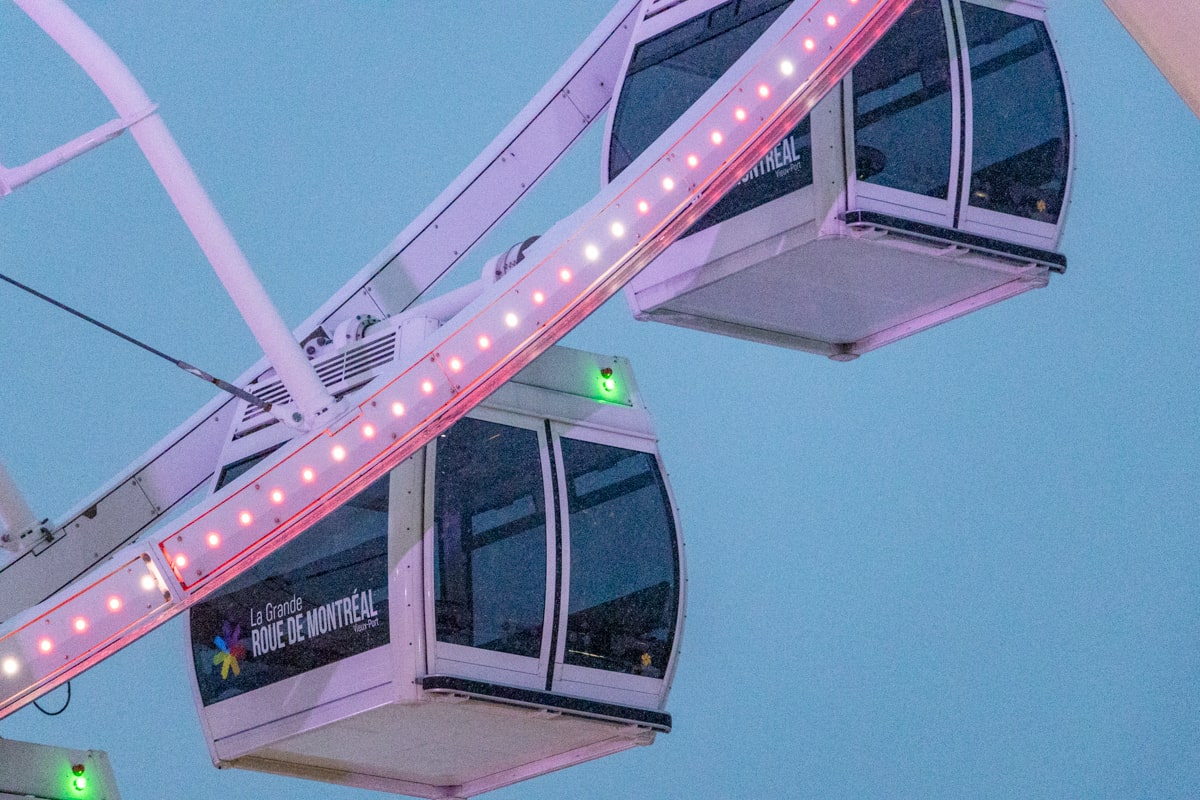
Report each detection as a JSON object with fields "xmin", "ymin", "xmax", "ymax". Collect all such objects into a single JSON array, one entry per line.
[
  {"xmin": 505, "ymin": 312, "xmax": 519, "ymax": 328},
  {"xmin": 332, "ymin": 445, "xmax": 347, "ymax": 462},
  {"xmin": 781, "ymin": 60, "xmax": 795, "ymax": 76},
  {"xmin": 610, "ymin": 222, "xmax": 625, "ymax": 238},
  {"xmin": 584, "ymin": 244, "xmax": 600, "ymax": 260},
  {"xmin": 662, "ymin": 176, "xmax": 675, "ymax": 191},
  {"xmin": 1, "ymin": 658, "xmax": 17, "ymax": 677},
  {"xmin": 392, "ymin": 401, "xmax": 406, "ymax": 415}
]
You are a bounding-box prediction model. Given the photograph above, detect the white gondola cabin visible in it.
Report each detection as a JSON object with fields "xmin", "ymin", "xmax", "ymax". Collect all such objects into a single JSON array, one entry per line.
[
  {"xmin": 185, "ymin": 313, "xmax": 684, "ymax": 799},
  {"xmin": 605, "ymin": 0, "xmax": 1073, "ymax": 359}
]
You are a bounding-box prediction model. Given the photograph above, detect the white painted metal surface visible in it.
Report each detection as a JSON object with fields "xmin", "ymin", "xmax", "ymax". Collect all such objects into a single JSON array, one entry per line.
[
  {"xmin": 1104, "ymin": 0, "xmax": 1200, "ymax": 120},
  {"xmin": 0, "ymin": 737, "xmax": 121, "ymax": 800}
]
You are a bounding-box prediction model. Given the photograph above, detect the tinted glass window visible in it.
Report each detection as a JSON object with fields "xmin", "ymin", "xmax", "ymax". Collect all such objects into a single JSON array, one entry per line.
[
  {"xmin": 962, "ymin": 4, "xmax": 1069, "ymax": 222},
  {"xmin": 434, "ymin": 417, "xmax": 548, "ymax": 658},
  {"xmin": 190, "ymin": 474, "xmax": 390, "ymax": 706},
  {"xmin": 853, "ymin": 0, "xmax": 953, "ymax": 198},
  {"xmin": 608, "ymin": 0, "xmax": 811, "ymax": 230},
  {"xmin": 560, "ymin": 438, "xmax": 679, "ymax": 678}
]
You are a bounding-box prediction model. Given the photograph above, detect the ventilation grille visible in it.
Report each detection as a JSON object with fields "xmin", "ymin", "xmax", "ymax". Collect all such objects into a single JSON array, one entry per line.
[{"xmin": 239, "ymin": 332, "xmax": 398, "ymax": 427}]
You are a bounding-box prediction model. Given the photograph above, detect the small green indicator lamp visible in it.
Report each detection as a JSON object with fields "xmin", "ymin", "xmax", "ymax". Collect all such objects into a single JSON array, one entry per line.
[
  {"xmin": 71, "ymin": 763, "xmax": 87, "ymax": 793},
  {"xmin": 599, "ymin": 367, "xmax": 616, "ymax": 394}
]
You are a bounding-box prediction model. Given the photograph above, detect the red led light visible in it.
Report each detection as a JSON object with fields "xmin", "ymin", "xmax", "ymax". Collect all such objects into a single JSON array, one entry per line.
[
  {"xmin": 301, "ymin": 467, "xmax": 316, "ymax": 482},
  {"xmin": 826, "ymin": 14, "xmax": 837, "ymax": 26},
  {"xmin": 38, "ymin": 638, "xmax": 53, "ymax": 654},
  {"xmin": 476, "ymin": 335, "xmax": 491, "ymax": 350},
  {"xmin": 270, "ymin": 489, "xmax": 285, "ymax": 504},
  {"xmin": 637, "ymin": 200, "xmax": 650, "ymax": 214},
  {"xmin": 174, "ymin": 553, "xmax": 188, "ymax": 568},
  {"xmin": 73, "ymin": 617, "xmax": 88, "ymax": 633},
  {"xmin": 757, "ymin": 84, "xmax": 770, "ymax": 98},
  {"xmin": 804, "ymin": 37, "xmax": 816, "ymax": 51},
  {"xmin": 207, "ymin": 532, "xmax": 221, "ymax": 548},
  {"xmin": 735, "ymin": 107, "xmax": 747, "ymax": 122},
  {"xmin": 448, "ymin": 357, "xmax": 463, "ymax": 372},
  {"xmin": 332, "ymin": 445, "xmax": 347, "ymax": 462},
  {"xmin": 107, "ymin": 596, "xmax": 122, "ymax": 612},
  {"xmin": 687, "ymin": 154, "xmax": 699, "ymax": 168},
  {"xmin": 532, "ymin": 291, "xmax": 545, "ymax": 305},
  {"xmin": 239, "ymin": 511, "xmax": 253, "ymax": 526},
  {"xmin": 362, "ymin": 423, "xmax": 377, "ymax": 438},
  {"xmin": 421, "ymin": 379, "xmax": 434, "ymax": 394},
  {"xmin": 559, "ymin": 267, "xmax": 572, "ymax": 283},
  {"xmin": 711, "ymin": 131, "xmax": 723, "ymax": 145}
]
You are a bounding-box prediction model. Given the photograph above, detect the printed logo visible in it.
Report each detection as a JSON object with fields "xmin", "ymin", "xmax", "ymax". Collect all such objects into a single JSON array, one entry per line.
[{"xmin": 212, "ymin": 620, "xmax": 247, "ymax": 680}]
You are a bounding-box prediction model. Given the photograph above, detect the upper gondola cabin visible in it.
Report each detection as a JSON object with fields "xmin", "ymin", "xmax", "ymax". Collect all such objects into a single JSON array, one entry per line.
[{"xmin": 604, "ymin": 0, "xmax": 1073, "ymax": 359}]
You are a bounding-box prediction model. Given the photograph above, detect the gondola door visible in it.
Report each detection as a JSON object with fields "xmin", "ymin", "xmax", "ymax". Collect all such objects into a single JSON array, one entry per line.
[
  {"xmin": 847, "ymin": 0, "xmax": 963, "ymax": 227},
  {"xmin": 424, "ymin": 410, "xmax": 557, "ymax": 691},
  {"xmin": 547, "ymin": 424, "xmax": 683, "ymax": 710}
]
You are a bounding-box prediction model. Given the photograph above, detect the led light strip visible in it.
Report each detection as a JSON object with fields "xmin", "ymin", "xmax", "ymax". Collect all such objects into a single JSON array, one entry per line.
[{"xmin": 0, "ymin": 0, "xmax": 914, "ymax": 719}]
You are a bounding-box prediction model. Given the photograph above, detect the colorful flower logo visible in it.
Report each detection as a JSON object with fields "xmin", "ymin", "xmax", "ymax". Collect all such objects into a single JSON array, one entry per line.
[{"xmin": 213, "ymin": 620, "xmax": 247, "ymax": 680}]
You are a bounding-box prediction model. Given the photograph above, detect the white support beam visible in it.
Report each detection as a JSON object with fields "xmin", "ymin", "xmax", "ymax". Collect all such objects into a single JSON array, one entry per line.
[
  {"xmin": 14, "ymin": 0, "xmax": 335, "ymax": 427},
  {"xmin": 1104, "ymin": 0, "xmax": 1200, "ymax": 120}
]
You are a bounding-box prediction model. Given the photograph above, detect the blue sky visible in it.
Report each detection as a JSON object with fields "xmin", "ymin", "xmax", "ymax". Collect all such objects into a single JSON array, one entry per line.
[{"xmin": 1, "ymin": 2, "xmax": 1198, "ymax": 798}]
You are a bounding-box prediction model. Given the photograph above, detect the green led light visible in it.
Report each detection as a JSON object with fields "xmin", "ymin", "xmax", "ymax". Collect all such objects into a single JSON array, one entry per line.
[
  {"xmin": 599, "ymin": 367, "xmax": 616, "ymax": 394},
  {"xmin": 73, "ymin": 775, "xmax": 88, "ymax": 792}
]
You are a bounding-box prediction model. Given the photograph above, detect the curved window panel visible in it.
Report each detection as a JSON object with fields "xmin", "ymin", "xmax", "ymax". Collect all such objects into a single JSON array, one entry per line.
[
  {"xmin": 607, "ymin": 0, "xmax": 811, "ymax": 228},
  {"xmin": 433, "ymin": 418, "xmax": 547, "ymax": 658},
  {"xmin": 560, "ymin": 438, "xmax": 679, "ymax": 678},
  {"xmin": 962, "ymin": 3, "xmax": 1069, "ymax": 222},
  {"xmin": 853, "ymin": 0, "xmax": 953, "ymax": 198}
]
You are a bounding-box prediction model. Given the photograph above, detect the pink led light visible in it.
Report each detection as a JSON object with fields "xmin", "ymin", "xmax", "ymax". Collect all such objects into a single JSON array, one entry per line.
[
  {"xmin": 559, "ymin": 267, "xmax": 572, "ymax": 283},
  {"xmin": 476, "ymin": 335, "xmax": 491, "ymax": 350},
  {"xmin": 301, "ymin": 467, "xmax": 316, "ymax": 482},
  {"xmin": 735, "ymin": 107, "xmax": 747, "ymax": 122},
  {"xmin": 637, "ymin": 200, "xmax": 650, "ymax": 214},
  {"xmin": 711, "ymin": 131, "xmax": 724, "ymax": 145},
  {"xmin": 532, "ymin": 291, "xmax": 545, "ymax": 305},
  {"xmin": 826, "ymin": 14, "xmax": 837, "ymax": 26},
  {"xmin": 38, "ymin": 638, "xmax": 52, "ymax": 654},
  {"xmin": 239, "ymin": 511, "xmax": 254, "ymax": 526},
  {"xmin": 73, "ymin": 617, "xmax": 88, "ymax": 633},
  {"xmin": 662, "ymin": 176, "xmax": 675, "ymax": 191},
  {"xmin": 174, "ymin": 554, "xmax": 188, "ymax": 568},
  {"xmin": 332, "ymin": 445, "xmax": 347, "ymax": 461},
  {"xmin": 107, "ymin": 596, "xmax": 122, "ymax": 612},
  {"xmin": 804, "ymin": 37, "xmax": 816, "ymax": 51},
  {"xmin": 758, "ymin": 84, "xmax": 770, "ymax": 98},
  {"xmin": 270, "ymin": 489, "xmax": 285, "ymax": 504},
  {"xmin": 362, "ymin": 423, "xmax": 377, "ymax": 438},
  {"xmin": 207, "ymin": 532, "xmax": 221, "ymax": 548},
  {"xmin": 421, "ymin": 379, "xmax": 435, "ymax": 394},
  {"xmin": 687, "ymin": 154, "xmax": 699, "ymax": 168}
]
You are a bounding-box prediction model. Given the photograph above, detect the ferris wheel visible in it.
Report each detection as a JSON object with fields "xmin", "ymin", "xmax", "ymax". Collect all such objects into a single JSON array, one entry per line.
[{"xmin": 0, "ymin": 0, "xmax": 1194, "ymax": 798}]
